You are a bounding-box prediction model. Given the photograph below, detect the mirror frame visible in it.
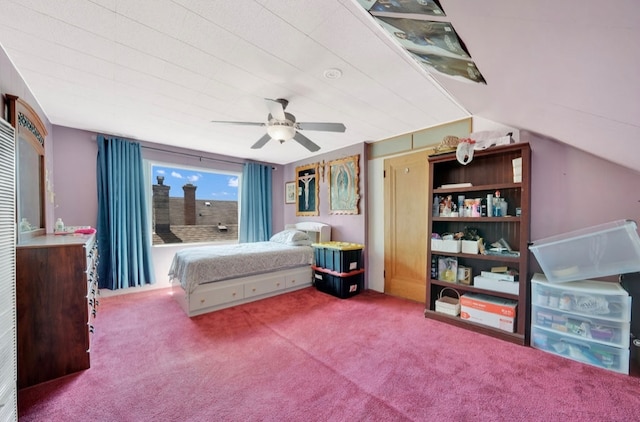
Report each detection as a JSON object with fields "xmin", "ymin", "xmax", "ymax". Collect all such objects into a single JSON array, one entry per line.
[{"xmin": 7, "ymin": 94, "xmax": 47, "ymax": 242}]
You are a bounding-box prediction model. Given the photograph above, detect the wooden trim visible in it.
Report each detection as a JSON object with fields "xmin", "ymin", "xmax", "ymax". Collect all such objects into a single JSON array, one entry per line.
[
  {"xmin": 6, "ymin": 95, "xmax": 47, "ymax": 155},
  {"xmin": 7, "ymin": 94, "xmax": 48, "ymax": 234}
]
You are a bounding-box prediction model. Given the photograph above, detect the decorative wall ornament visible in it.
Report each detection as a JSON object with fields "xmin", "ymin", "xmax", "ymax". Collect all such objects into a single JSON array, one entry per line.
[
  {"xmin": 328, "ymin": 154, "xmax": 360, "ymax": 215},
  {"xmin": 295, "ymin": 162, "xmax": 319, "ymax": 216},
  {"xmin": 285, "ymin": 181, "xmax": 296, "ymax": 204},
  {"xmin": 319, "ymin": 160, "xmax": 325, "ymax": 182}
]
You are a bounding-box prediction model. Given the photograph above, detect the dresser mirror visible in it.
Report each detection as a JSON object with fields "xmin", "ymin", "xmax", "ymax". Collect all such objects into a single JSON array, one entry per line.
[{"xmin": 7, "ymin": 95, "xmax": 47, "ymax": 242}]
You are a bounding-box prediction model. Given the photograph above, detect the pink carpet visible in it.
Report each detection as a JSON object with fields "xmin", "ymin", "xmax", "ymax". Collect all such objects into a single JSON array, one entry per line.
[{"xmin": 18, "ymin": 287, "xmax": 640, "ymax": 421}]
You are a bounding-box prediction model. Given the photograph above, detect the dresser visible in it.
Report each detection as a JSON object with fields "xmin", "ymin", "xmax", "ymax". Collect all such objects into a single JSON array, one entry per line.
[{"xmin": 16, "ymin": 234, "xmax": 98, "ymax": 388}]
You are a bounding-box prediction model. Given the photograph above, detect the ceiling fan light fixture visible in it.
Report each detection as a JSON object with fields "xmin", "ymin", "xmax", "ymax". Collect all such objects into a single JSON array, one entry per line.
[
  {"xmin": 213, "ymin": 98, "xmax": 344, "ymax": 152},
  {"xmin": 267, "ymin": 122, "xmax": 296, "ymax": 141}
]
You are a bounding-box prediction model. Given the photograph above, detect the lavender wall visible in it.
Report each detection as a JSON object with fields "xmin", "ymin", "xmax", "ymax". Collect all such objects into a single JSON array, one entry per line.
[
  {"xmin": 525, "ymin": 130, "xmax": 640, "ymax": 273},
  {"xmin": 51, "ymin": 126, "xmax": 99, "ymax": 227},
  {"xmin": 283, "ymin": 143, "xmax": 367, "ymax": 245}
]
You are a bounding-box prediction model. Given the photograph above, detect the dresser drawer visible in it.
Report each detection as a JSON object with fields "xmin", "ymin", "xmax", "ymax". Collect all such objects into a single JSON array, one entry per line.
[
  {"xmin": 531, "ymin": 326, "xmax": 629, "ymax": 374},
  {"xmin": 532, "ymin": 305, "xmax": 630, "ymax": 348}
]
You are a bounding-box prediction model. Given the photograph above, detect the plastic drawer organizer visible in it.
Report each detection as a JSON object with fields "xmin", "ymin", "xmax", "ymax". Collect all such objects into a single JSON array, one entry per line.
[{"xmin": 530, "ymin": 273, "xmax": 631, "ymax": 374}]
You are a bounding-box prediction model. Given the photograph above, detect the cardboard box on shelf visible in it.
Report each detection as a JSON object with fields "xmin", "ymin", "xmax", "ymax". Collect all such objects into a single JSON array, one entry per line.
[
  {"xmin": 431, "ymin": 239, "xmax": 461, "ymax": 253},
  {"xmin": 461, "ymin": 239, "xmax": 480, "ymax": 254},
  {"xmin": 460, "ymin": 307, "xmax": 516, "ymax": 332},
  {"xmin": 474, "ymin": 275, "xmax": 519, "ymax": 295},
  {"xmin": 460, "ymin": 292, "xmax": 517, "ymax": 332}
]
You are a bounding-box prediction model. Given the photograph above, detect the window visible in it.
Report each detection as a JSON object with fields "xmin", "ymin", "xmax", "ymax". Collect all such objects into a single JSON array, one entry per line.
[{"xmin": 148, "ymin": 162, "xmax": 240, "ymax": 245}]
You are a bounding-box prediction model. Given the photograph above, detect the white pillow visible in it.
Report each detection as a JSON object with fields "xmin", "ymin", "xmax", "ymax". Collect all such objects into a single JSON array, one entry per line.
[{"xmin": 269, "ymin": 229, "xmax": 311, "ymax": 246}]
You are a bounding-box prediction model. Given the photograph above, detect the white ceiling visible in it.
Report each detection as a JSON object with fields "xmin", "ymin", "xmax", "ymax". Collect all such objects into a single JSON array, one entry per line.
[{"xmin": 1, "ymin": 0, "xmax": 639, "ymax": 169}]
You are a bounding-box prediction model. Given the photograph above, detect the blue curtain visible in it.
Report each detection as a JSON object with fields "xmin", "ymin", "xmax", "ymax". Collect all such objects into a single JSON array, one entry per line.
[
  {"xmin": 239, "ymin": 162, "xmax": 272, "ymax": 242},
  {"xmin": 96, "ymin": 135, "xmax": 155, "ymax": 289}
]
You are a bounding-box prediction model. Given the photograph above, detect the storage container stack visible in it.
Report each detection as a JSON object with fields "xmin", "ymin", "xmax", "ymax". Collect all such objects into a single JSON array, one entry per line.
[
  {"xmin": 528, "ymin": 220, "xmax": 640, "ymax": 374},
  {"xmin": 311, "ymin": 242, "xmax": 364, "ymax": 298}
]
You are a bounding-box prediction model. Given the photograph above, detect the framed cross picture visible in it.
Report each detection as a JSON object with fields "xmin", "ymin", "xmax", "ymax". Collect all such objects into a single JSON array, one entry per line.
[{"xmin": 295, "ymin": 163, "xmax": 319, "ymax": 216}]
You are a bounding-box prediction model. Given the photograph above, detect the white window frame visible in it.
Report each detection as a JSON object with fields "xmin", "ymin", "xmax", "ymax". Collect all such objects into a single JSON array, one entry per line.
[{"xmin": 144, "ymin": 159, "xmax": 242, "ymax": 247}]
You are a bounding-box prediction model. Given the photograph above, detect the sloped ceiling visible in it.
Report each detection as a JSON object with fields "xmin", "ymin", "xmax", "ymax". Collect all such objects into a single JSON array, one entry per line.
[{"xmin": 0, "ymin": 0, "xmax": 638, "ymax": 169}]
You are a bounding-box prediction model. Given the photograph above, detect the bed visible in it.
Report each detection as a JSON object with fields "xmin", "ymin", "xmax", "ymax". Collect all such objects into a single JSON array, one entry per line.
[{"xmin": 169, "ymin": 222, "xmax": 331, "ymax": 317}]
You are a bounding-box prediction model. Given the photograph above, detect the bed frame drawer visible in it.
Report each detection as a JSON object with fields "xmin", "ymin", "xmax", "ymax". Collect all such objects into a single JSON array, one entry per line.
[
  {"xmin": 285, "ymin": 267, "xmax": 312, "ymax": 290},
  {"xmin": 174, "ymin": 266, "xmax": 315, "ymax": 317},
  {"xmin": 190, "ymin": 283, "xmax": 244, "ymax": 311},
  {"xmin": 245, "ymin": 276, "xmax": 286, "ymax": 298}
]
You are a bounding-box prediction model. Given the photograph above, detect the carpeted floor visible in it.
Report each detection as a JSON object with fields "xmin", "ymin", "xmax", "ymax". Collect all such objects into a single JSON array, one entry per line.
[{"xmin": 18, "ymin": 287, "xmax": 640, "ymax": 421}]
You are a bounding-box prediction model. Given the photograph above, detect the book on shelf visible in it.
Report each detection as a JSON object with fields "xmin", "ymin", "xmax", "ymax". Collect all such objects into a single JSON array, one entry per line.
[
  {"xmin": 438, "ymin": 182, "xmax": 472, "ymax": 189},
  {"xmin": 480, "ymin": 269, "xmax": 519, "ymax": 282}
]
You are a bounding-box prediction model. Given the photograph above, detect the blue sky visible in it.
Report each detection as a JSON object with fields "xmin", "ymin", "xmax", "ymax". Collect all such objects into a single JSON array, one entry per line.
[{"xmin": 153, "ymin": 165, "xmax": 238, "ymax": 201}]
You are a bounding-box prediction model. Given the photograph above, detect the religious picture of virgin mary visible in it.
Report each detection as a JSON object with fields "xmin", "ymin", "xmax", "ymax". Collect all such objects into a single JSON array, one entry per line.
[{"xmin": 328, "ymin": 155, "xmax": 360, "ymax": 215}]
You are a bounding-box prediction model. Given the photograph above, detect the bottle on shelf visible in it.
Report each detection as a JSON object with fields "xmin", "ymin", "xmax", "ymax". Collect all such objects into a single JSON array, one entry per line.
[
  {"xmin": 500, "ymin": 198, "xmax": 508, "ymax": 217},
  {"xmin": 55, "ymin": 218, "xmax": 65, "ymax": 233},
  {"xmin": 19, "ymin": 218, "xmax": 31, "ymax": 232}
]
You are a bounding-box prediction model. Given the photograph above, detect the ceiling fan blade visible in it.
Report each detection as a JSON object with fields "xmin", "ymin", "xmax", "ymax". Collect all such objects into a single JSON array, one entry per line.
[
  {"xmin": 210, "ymin": 121, "xmax": 265, "ymax": 127},
  {"xmin": 296, "ymin": 122, "xmax": 346, "ymax": 132},
  {"xmin": 265, "ymin": 98, "xmax": 287, "ymax": 121},
  {"xmin": 293, "ymin": 132, "xmax": 320, "ymax": 152},
  {"xmin": 251, "ymin": 133, "xmax": 272, "ymax": 149}
]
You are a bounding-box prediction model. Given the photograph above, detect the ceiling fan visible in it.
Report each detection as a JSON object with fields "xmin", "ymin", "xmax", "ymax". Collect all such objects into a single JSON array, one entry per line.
[{"xmin": 211, "ymin": 98, "xmax": 346, "ymax": 152}]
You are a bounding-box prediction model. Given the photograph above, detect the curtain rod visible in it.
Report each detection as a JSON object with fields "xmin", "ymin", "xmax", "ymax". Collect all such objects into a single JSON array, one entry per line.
[
  {"xmin": 91, "ymin": 134, "xmax": 276, "ymax": 168},
  {"xmin": 140, "ymin": 144, "xmax": 246, "ymax": 166}
]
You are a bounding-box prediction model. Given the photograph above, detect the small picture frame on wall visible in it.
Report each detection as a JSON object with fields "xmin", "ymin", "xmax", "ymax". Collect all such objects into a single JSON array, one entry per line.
[
  {"xmin": 295, "ymin": 163, "xmax": 319, "ymax": 216},
  {"xmin": 328, "ymin": 154, "xmax": 360, "ymax": 215},
  {"xmin": 285, "ymin": 181, "xmax": 296, "ymax": 204}
]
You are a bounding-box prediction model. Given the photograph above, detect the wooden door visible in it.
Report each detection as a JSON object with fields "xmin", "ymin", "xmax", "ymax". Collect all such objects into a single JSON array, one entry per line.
[{"xmin": 384, "ymin": 151, "xmax": 429, "ymax": 302}]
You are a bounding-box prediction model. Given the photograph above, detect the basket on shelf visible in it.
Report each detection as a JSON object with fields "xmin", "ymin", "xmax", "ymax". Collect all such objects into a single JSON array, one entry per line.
[
  {"xmin": 435, "ymin": 287, "xmax": 461, "ymax": 316},
  {"xmin": 433, "ymin": 135, "xmax": 461, "ymax": 154}
]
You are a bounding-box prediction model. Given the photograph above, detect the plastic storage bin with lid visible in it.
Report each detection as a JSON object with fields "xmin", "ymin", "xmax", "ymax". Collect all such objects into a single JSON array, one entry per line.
[
  {"xmin": 312, "ymin": 241, "xmax": 364, "ymax": 273},
  {"xmin": 528, "ymin": 219, "xmax": 640, "ymax": 283}
]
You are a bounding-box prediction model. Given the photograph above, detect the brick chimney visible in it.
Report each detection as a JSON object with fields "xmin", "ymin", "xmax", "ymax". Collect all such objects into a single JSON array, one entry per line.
[
  {"xmin": 152, "ymin": 176, "xmax": 170, "ymax": 233},
  {"xmin": 183, "ymin": 183, "xmax": 197, "ymax": 225}
]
